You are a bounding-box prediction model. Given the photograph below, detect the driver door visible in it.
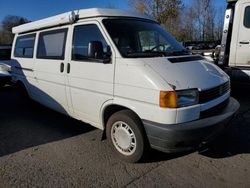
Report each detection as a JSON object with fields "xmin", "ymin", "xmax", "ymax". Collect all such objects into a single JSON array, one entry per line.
[{"xmin": 66, "ymin": 21, "xmax": 115, "ymax": 128}]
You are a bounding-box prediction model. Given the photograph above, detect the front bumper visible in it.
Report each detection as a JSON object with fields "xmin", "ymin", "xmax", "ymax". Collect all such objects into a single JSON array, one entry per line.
[{"xmin": 143, "ymin": 97, "xmax": 240, "ymax": 153}]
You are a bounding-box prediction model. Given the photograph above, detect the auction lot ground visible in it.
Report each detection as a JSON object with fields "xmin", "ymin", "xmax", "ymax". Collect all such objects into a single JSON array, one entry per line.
[{"xmin": 0, "ymin": 84, "xmax": 249, "ymax": 188}]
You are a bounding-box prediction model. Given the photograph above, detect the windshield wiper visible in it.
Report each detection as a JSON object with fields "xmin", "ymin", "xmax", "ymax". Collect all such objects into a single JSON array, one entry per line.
[
  {"xmin": 126, "ymin": 51, "xmax": 165, "ymax": 58},
  {"xmin": 169, "ymin": 49, "xmax": 191, "ymax": 56},
  {"xmin": 125, "ymin": 50, "xmax": 191, "ymax": 58},
  {"xmin": 143, "ymin": 49, "xmax": 191, "ymax": 57}
]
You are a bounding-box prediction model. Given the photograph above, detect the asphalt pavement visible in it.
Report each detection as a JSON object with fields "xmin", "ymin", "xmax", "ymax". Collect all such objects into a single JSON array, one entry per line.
[{"xmin": 0, "ymin": 84, "xmax": 249, "ymax": 188}]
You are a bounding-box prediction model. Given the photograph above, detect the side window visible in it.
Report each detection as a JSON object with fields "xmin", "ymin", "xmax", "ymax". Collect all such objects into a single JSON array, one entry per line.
[
  {"xmin": 72, "ymin": 24, "xmax": 108, "ymax": 61},
  {"xmin": 14, "ymin": 34, "xmax": 36, "ymax": 58},
  {"xmin": 244, "ymin": 6, "xmax": 250, "ymax": 28},
  {"xmin": 37, "ymin": 28, "xmax": 68, "ymax": 60}
]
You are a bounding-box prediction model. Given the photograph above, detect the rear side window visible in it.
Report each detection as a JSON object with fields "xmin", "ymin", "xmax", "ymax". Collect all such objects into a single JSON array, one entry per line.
[
  {"xmin": 244, "ymin": 6, "xmax": 250, "ymax": 28},
  {"xmin": 37, "ymin": 28, "xmax": 68, "ymax": 60},
  {"xmin": 14, "ymin": 34, "xmax": 36, "ymax": 58},
  {"xmin": 72, "ymin": 24, "xmax": 108, "ymax": 61}
]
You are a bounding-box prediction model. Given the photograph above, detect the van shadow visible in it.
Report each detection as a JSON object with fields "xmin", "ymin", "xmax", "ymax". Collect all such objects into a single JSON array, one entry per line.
[
  {"xmin": 198, "ymin": 83, "xmax": 250, "ymax": 158},
  {"xmin": 0, "ymin": 85, "xmax": 95, "ymax": 157},
  {"xmin": 142, "ymin": 149, "xmax": 193, "ymax": 163}
]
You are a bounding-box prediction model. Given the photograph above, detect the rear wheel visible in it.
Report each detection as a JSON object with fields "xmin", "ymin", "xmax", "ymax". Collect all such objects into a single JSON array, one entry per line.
[{"xmin": 106, "ymin": 110, "xmax": 147, "ymax": 163}]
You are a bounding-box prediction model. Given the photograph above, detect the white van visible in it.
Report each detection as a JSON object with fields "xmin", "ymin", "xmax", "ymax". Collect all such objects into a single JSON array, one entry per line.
[{"xmin": 11, "ymin": 8, "xmax": 239, "ymax": 162}]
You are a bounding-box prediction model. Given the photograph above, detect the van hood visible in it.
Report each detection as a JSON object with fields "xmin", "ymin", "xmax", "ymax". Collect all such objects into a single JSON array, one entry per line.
[{"xmin": 143, "ymin": 56, "xmax": 229, "ymax": 91}]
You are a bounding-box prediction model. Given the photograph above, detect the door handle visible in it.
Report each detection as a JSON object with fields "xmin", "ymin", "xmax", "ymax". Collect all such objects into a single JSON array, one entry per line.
[
  {"xmin": 67, "ymin": 63, "xmax": 70, "ymax": 74},
  {"xmin": 60, "ymin": 63, "xmax": 64, "ymax": 72},
  {"xmin": 239, "ymin": 41, "xmax": 249, "ymax": 44}
]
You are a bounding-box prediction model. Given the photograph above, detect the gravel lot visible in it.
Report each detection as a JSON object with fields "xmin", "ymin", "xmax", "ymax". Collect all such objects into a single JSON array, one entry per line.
[{"xmin": 0, "ymin": 84, "xmax": 249, "ymax": 188}]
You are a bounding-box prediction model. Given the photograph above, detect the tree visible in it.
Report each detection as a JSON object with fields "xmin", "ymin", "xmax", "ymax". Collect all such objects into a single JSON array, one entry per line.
[
  {"xmin": 128, "ymin": 0, "xmax": 184, "ymax": 40},
  {"xmin": 0, "ymin": 15, "xmax": 29, "ymax": 45},
  {"xmin": 214, "ymin": 6, "xmax": 225, "ymax": 41},
  {"xmin": 180, "ymin": 6, "xmax": 197, "ymax": 41},
  {"xmin": 129, "ymin": 0, "xmax": 183, "ymax": 23},
  {"xmin": 129, "ymin": 0, "xmax": 225, "ymax": 42}
]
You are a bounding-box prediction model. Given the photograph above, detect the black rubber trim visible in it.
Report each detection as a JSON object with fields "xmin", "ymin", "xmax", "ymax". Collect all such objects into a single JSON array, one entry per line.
[
  {"xmin": 199, "ymin": 81, "xmax": 230, "ymax": 103},
  {"xmin": 200, "ymin": 98, "xmax": 229, "ymax": 119},
  {"xmin": 15, "ymin": 66, "xmax": 33, "ymax": 72},
  {"xmin": 168, "ymin": 55, "xmax": 204, "ymax": 63}
]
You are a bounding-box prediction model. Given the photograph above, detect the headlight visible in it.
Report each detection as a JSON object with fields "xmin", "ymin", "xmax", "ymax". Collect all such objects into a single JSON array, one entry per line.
[
  {"xmin": 176, "ymin": 89, "xmax": 199, "ymax": 107},
  {"xmin": 160, "ymin": 89, "xmax": 199, "ymax": 108},
  {"xmin": 0, "ymin": 64, "xmax": 11, "ymax": 72}
]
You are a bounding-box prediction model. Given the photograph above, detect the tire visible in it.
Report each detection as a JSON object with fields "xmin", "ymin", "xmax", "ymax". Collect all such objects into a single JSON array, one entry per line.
[{"xmin": 106, "ymin": 110, "xmax": 147, "ymax": 163}]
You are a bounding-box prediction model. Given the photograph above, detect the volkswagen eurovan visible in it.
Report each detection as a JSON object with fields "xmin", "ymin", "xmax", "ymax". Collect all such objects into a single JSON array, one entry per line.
[{"xmin": 11, "ymin": 8, "xmax": 239, "ymax": 162}]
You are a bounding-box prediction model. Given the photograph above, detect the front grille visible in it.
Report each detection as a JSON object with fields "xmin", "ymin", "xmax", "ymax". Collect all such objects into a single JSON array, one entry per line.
[
  {"xmin": 199, "ymin": 81, "xmax": 230, "ymax": 103},
  {"xmin": 200, "ymin": 98, "xmax": 229, "ymax": 119}
]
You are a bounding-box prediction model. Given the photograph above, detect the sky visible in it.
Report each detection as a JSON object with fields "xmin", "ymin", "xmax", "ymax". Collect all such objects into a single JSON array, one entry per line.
[
  {"xmin": 183, "ymin": 0, "xmax": 226, "ymax": 8},
  {"xmin": 0, "ymin": 0, "xmax": 227, "ymax": 22},
  {"xmin": 0, "ymin": 0, "xmax": 128, "ymax": 22}
]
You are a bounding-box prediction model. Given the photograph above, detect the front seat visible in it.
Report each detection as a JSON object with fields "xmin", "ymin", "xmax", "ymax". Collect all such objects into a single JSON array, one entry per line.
[{"xmin": 118, "ymin": 37, "xmax": 133, "ymax": 56}]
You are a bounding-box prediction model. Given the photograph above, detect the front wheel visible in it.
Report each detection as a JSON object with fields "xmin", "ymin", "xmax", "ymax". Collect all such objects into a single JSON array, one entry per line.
[{"xmin": 106, "ymin": 110, "xmax": 147, "ymax": 163}]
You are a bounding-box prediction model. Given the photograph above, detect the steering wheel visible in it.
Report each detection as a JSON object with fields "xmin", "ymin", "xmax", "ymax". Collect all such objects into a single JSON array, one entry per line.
[{"xmin": 150, "ymin": 44, "xmax": 166, "ymax": 51}]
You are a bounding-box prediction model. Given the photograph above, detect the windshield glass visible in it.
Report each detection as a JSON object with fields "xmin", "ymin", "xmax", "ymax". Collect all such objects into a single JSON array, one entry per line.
[{"xmin": 103, "ymin": 19, "xmax": 189, "ymax": 58}]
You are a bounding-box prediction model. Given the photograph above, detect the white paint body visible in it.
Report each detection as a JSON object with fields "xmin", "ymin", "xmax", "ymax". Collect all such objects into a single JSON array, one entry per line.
[
  {"xmin": 228, "ymin": 0, "xmax": 250, "ymax": 77},
  {"xmin": 11, "ymin": 8, "xmax": 230, "ymax": 130}
]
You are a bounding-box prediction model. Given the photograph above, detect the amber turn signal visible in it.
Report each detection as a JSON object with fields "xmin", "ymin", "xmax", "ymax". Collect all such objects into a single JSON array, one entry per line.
[{"xmin": 159, "ymin": 91, "xmax": 177, "ymax": 108}]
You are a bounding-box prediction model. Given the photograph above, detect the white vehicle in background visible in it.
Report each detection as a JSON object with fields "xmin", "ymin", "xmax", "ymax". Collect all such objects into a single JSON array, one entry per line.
[
  {"xmin": 11, "ymin": 8, "xmax": 239, "ymax": 162},
  {"xmin": 218, "ymin": 0, "xmax": 250, "ymax": 82}
]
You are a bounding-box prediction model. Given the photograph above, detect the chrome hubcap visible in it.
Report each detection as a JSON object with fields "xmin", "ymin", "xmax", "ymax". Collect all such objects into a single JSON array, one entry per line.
[{"xmin": 111, "ymin": 121, "xmax": 136, "ymax": 156}]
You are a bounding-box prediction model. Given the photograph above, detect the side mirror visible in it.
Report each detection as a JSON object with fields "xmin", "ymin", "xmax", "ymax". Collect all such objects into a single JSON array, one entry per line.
[{"xmin": 88, "ymin": 41, "xmax": 112, "ymax": 64}]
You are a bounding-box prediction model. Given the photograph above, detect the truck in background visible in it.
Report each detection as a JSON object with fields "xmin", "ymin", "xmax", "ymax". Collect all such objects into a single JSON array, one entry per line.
[{"xmin": 218, "ymin": 0, "xmax": 250, "ymax": 82}]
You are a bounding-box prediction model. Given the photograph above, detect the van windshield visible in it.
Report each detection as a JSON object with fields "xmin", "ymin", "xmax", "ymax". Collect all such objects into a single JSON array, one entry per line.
[{"xmin": 103, "ymin": 18, "xmax": 189, "ymax": 58}]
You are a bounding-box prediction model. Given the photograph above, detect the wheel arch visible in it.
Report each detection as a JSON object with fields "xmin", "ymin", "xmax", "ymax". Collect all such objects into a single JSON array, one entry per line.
[{"xmin": 100, "ymin": 101, "xmax": 143, "ymax": 132}]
